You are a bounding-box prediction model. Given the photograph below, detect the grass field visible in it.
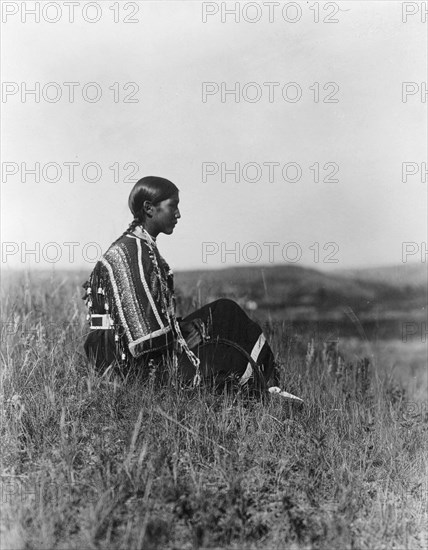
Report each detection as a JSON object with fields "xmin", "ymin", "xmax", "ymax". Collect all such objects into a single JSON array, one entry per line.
[{"xmin": 1, "ymin": 269, "xmax": 427, "ymax": 550}]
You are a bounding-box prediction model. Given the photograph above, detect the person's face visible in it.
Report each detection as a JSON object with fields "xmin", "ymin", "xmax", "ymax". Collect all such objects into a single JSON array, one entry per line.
[{"xmin": 152, "ymin": 193, "xmax": 181, "ymax": 235}]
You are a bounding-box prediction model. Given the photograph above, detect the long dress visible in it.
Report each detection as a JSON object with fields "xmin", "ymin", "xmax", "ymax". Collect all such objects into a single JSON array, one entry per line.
[{"xmin": 83, "ymin": 230, "xmax": 281, "ymax": 394}]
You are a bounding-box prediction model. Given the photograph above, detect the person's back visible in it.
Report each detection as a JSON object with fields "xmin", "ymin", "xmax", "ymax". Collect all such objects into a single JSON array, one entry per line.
[{"xmin": 83, "ymin": 231, "xmax": 176, "ymax": 370}]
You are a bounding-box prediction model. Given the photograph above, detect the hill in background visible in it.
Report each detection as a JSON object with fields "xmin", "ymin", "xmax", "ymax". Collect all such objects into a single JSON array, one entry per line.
[
  {"xmin": 174, "ymin": 263, "xmax": 426, "ymax": 340},
  {"xmin": 335, "ymin": 263, "xmax": 427, "ymax": 287}
]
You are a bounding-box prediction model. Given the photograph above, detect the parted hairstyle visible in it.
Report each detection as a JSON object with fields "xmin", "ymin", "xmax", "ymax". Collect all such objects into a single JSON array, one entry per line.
[{"xmin": 126, "ymin": 176, "xmax": 179, "ymax": 234}]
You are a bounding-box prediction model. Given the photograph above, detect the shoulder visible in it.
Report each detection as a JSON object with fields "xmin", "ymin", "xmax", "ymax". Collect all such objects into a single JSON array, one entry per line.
[
  {"xmin": 102, "ymin": 234, "xmax": 155, "ymax": 273},
  {"xmin": 104, "ymin": 235, "xmax": 139, "ymax": 261}
]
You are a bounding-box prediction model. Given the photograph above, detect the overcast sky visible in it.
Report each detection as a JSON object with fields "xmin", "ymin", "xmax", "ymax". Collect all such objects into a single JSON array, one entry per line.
[{"xmin": 1, "ymin": 1, "xmax": 426, "ymax": 273}]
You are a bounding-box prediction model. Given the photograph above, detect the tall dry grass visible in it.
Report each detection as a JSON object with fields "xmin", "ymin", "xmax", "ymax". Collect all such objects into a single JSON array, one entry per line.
[{"xmin": 1, "ymin": 270, "xmax": 427, "ymax": 550}]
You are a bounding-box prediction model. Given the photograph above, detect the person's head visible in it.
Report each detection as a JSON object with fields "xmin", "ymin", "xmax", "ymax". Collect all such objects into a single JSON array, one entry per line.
[{"xmin": 128, "ymin": 176, "xmax": 180, "ymax": 237}]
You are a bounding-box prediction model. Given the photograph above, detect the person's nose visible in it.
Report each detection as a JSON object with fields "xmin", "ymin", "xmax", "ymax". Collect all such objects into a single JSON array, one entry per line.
[{"xmin": 175, "ymin": 208, "xmax": 181, "ymax": 219}]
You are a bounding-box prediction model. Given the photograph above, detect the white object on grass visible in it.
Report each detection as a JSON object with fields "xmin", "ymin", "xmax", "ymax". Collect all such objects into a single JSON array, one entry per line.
[{"xmin": 268, "ymin": 386, "xmax": 303, "ymax": 403}]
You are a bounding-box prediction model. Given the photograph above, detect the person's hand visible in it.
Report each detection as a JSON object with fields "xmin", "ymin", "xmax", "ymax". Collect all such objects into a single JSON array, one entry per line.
[{"xmin": 179, "ymin": 319, "xmax": 204, "ymax": 349}]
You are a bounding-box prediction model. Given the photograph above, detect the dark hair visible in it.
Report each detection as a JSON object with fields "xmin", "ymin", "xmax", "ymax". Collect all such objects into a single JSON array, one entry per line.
[
  {"xmin": 109, "ymin": 177, "xmax": 179, "ymax": 247},
  {"xmin": 129, "ymin": 176, "xmax": 179, "ymax": 221},
  {"xmin": 118, "ymin": 176, "xmax": 179, "ymax": 236}
]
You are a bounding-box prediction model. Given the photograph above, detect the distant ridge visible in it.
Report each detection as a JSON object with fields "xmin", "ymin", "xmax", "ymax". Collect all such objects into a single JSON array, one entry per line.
[
  {"xmin": 173, "ymin": 263, "xmax": 426, "ymax": 334},
  {"xmin": 175, "ymin": 262, "xmax": 426, "ymax": 290},
  {"xmin": 334, "ymin": 263, "xmax": 427, "ymax": 288}
]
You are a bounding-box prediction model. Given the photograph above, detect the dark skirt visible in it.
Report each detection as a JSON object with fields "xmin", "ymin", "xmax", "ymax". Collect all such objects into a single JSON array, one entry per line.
[{"xmin": 84, "ymin": 299, "xmax": 277, "ymax": 391}]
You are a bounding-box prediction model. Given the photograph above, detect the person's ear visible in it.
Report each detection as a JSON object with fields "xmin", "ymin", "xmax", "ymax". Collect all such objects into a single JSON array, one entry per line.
[{"xmin": 142, "ymin": 200, "xmax": 154, "ymax": 217}]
